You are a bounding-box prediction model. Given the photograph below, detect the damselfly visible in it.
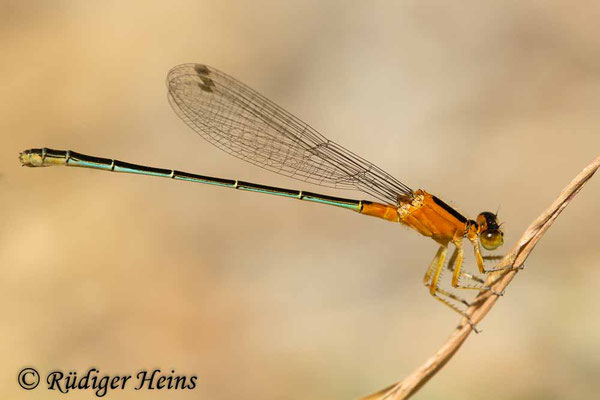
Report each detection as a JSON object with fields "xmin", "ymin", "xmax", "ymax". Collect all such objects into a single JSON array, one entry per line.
[{"xmin": 20, "ymin": 63, "xmax": 505, "ymax": 328}]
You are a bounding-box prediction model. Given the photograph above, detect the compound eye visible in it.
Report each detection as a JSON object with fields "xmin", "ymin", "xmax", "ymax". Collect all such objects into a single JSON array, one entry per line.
[{"xmin": 480, "ymin": 229, "xmax": 504, "ymax": 250}]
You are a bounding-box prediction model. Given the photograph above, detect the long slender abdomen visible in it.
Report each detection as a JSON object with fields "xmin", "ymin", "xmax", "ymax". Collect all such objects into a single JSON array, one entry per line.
[{"xmin": 360, "ymin": 201, "xmax": 400, "ymax": 222}]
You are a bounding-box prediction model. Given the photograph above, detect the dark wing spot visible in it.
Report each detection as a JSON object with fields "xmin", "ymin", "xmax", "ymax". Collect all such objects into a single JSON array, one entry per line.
[
  {"xmin": 197, "ymin": 82, "xmax": 214, "ymax": 92},
  {"xmin": 194, "ymin": 64, "xmax": 210, "ymax": 75},
  {"xmin": 200, "ymin": 76, "xmax": 215, "ymax": 87}
]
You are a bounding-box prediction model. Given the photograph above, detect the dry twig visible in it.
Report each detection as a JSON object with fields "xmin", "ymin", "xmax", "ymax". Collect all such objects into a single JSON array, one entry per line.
[{"xmin": 362, "ymin": 155, "xmax": 600, "ymax": 400}]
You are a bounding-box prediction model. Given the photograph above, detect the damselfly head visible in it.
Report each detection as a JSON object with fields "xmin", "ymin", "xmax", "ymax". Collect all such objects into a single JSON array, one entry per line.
[{"xmin": 477, "ymin": 211, "xmax": 504, "ymax": 250}]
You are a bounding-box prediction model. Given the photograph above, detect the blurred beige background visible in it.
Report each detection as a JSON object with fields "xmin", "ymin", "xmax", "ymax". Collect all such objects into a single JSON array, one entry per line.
[{"xmin": 2, "ymin": 1, "xmax": 599, "ymax": 399}]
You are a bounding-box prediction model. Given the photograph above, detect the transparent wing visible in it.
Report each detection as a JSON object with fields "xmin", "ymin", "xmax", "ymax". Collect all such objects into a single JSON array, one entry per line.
[{"xmin": 167, "ymin": 63, "xmax": 413, "ymax": 205}]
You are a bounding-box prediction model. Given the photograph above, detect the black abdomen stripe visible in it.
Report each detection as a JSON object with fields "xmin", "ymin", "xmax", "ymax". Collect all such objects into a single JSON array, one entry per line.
[{"xmin": 431, "ymin": 195, "xmax": 467, "ymax": 223}]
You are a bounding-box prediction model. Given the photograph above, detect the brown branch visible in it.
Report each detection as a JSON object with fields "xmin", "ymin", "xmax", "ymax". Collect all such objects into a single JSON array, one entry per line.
[{"xmin": 361, "ymin": 155, "xmax": 600, "ymax": 400}]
